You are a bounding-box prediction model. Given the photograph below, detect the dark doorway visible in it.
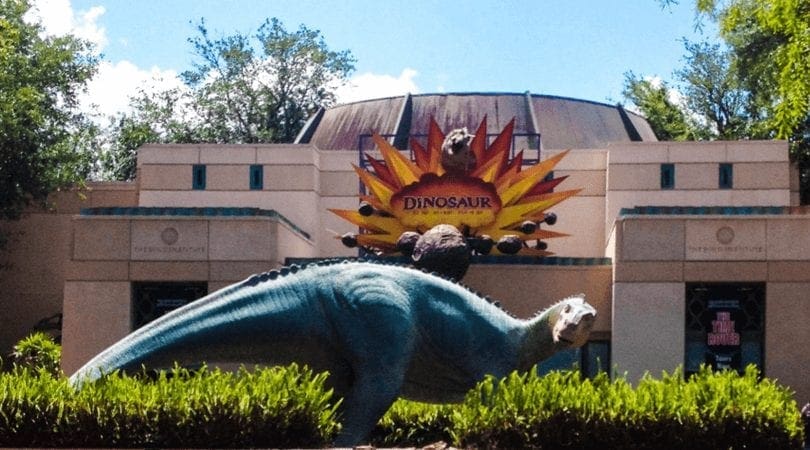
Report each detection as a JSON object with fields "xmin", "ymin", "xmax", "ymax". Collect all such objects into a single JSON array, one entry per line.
[
  {"xmin": 685, "ymin": 283, "xmax": 765, "ymax": 375},
  {"xmin": 131, "ymin": 282, "xmax": 208, "ymax": 330},
  {"xmin": 536, "ymin": 340, "xmax": 610, "ymax": 379}
]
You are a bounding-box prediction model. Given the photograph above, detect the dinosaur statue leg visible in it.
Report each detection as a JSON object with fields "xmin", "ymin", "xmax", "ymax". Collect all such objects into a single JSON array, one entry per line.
[
  {"xmin": 330, "ymin": 289, "xmax": 415, "ymax": 447},
  {"xmin": 333, "ymin": 361, "xmax": 409, "ymax": 447}
]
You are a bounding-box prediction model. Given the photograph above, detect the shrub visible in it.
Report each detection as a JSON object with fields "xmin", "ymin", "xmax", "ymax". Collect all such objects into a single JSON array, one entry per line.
[
  {"xmin": 0, "ymin": 364, "xmax": 340, "ymax": 448},
  {"xmin": 368, "ymin": 399, "xmax": 454, "ymax": 447},
  {"xmin": 9, "ymin": 332, "xmax": 61, "ymax": 376},
  {"xmin": 450, "ymin": 365, "xmax": 804, "ymax": 449},
  {"xmin": 0, "ymin": 360, "xmax": 802, "ymax": 448}
]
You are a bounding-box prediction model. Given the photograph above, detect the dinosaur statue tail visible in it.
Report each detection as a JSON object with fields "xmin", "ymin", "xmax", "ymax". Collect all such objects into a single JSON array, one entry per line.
[{"xmin": 68, "ymin": 273, "xmax": 289, "ymax": 387}]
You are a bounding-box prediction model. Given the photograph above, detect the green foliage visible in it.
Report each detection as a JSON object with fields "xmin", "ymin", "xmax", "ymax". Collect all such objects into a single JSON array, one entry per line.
[
  {"xmin": 0, "ymin": 0, "xmax": 98, "ymax": 221},
  {"xmin": 0, "ymin": 359, "xmax": 801, "ymax": 447},
  {"xmin": 674, "ymin": 40, "xmax": 752, "ymax": 139},
  {"xmin": 373, "ymin": 367, "xmax": 803, "ymax": 448},
  {"xmin": 9, "ymin": 332, "xmax": 61, "ymax": 376},
  {"xmin": 622, "ymin": 72, "xmax": 705, "ymax": 140},
  {"xmin": 706, "ymin": 0, "xmax": 810, "ymax": 140},
  {"xmin": 101, "ymin": 17, "xmax": 355, "ymax": 181},
  {"xmin": 0, "ymin": 364, "xmax": 340, "ymax": 448},
  {"xmin": 623, "ymin": 39, "xmax": 754, "ymax": 142},
  {"xmin": 369, "ymin": 399, "xmax": 454, "ymax": 447},
  {"xmin": 450, "ymin": 366, "xmax": 803, "ymax": 449},
  {"xmin": 659, "ymin": 0, "xmax": 810, "ymax": 201}
]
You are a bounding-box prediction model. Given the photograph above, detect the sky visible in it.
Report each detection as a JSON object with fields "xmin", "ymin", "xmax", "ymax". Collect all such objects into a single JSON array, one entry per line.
[{"xmin": 25, "ymin": 0, "xmax": 720, "ymax": 121}]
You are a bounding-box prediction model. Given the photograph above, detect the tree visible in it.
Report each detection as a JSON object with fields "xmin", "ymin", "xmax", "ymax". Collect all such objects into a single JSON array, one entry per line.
[
  {"xmin": 102, "ymin": 18, "xmax": 355, "ymax": 180},
  {"xmin": 623, "ymin": 38, "xmax": 755, "ymax": 142},
  {"xmin": 700, "ymin": 0, "xmax": 810, "ymax": 140},
  {"xmin": 622, "ymin": 72, "xmax": 705, "ymax": 141},
  {"xmin": 99, "ymin": 85, "xmax": 191, "ymax": 181},
  {"xmin": 674, "ymin": 40, "xmax": 752, "ymax": 139},
  {"xmin": 660, "ymin": 0, "xmax": 810, "ymax": 202},
  {"xmin": 0, "ymin": 0, "xmax": 98, "ymax": 222}
]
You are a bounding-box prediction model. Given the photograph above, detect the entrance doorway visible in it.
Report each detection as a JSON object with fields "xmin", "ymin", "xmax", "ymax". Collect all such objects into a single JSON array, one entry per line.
[
  {"xmin": 131, "ymin": 282, "xmax": 208, "ymax": 329},
  {"xmin": 685, "ymin": 283, "xmax": 765, "ymax": 375}
]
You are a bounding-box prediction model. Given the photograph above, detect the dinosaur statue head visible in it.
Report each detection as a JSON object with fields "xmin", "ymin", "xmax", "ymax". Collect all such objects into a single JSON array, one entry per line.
[
  {"xmin": 440, "ymin": 127, "xmax": 476, "ymax": 176},
  {"xmin": 517, "ymin": 294, "xmax": 597, "ymax": 371},
  {"xmin": 550, "ymin": 294, "xmax": 596, "ymax": 348}
]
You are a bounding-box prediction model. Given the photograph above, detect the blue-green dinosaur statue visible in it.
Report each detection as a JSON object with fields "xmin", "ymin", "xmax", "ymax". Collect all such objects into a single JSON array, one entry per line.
[{"xmin": 69, "ymin": 260, "xmax": 596, "ymax": 446}]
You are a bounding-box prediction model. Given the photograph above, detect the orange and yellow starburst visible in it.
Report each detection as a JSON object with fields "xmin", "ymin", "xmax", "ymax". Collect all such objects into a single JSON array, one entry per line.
[{"xmin": 329, "ymin": 116, "xmax": 580, "ymax": 256}]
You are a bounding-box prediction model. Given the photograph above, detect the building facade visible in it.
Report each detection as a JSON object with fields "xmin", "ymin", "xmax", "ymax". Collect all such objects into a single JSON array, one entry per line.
[{"xmin": 1, "ymin": 93, "xmax": 807, "ymax": 403}]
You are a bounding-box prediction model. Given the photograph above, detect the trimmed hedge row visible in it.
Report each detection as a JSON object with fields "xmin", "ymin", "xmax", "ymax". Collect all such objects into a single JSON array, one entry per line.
[
  {"xmin": 0, "ymin": 334, "xmax": 804, "ymax": 448},
  {"xmin": 373, "ymin": 367, "xmax": 804, "ymax": 449},
  {"xmin": 0, "ymin": 365, "xmax": 340, "ymax": 448}
]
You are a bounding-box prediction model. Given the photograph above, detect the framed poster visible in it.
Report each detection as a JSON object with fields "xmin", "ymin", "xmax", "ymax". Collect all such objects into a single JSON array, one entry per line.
[{"xmin": 685, "ymin": 283, "xmax": 764, "ymax": 375}]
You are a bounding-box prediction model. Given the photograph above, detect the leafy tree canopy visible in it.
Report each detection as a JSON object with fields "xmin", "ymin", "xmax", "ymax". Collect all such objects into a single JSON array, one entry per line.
[
  {"xmin": 101, "ymin": 18, "xmax": 355, "ymax": 181},
  {"xmin": 622, "ymin": 72, "xmax": 705, "ymax": 141},
  {"xmin": 655, "ymin": 0, "xmax": 810, "ymax": 202},
  {"xmin": 0, "ymin": 0, "xmax": 98, "ymax": 221},
  {"xmin": 623, "ymin": 40, "xmax": 750, "ymax": 141},
  {"xmin": 658, "ymin": 0, "xmax": 809, "ymax": 141},
  {"xmin": 698, "ymin": 0, "xmax": 810, "ymax": 139}
]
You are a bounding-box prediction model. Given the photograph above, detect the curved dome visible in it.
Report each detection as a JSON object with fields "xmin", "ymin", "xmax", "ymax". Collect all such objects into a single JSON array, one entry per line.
[{"xmin": 295, "ymin": 92, "xmax": 657, "ymax": 150}]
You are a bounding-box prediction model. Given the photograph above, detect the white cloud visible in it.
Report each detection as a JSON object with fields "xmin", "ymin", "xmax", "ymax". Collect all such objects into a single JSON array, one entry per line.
[
  {"xmin": 81, "ymin": 61, "xmax": 184, "ymax": 121},
  {"xmin": 27, "ymin": 1, "xmax": 421, "ymax": 120},
  {"xmin": 645, "ymin": 75, "xmax": 686, "ymax": 108},
  {"xmin": 335, "ymin": 68, "xmax": 420, "ymax": 104},
  {"xmin": 25, "ymin": 0, "xmax": 108, "ymax": 50},
  {"xmin": 624, "ymin": 75, "xmax": 688, "ymax": 117},
  {"xmin": 24, "ymin": 1, "xmax": 183, "ymax": 122}
]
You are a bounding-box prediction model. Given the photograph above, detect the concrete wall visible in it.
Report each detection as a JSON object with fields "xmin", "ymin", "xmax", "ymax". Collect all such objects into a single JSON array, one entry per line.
[
  {"xmin": 606, "ymin": 141, "xmax": 790, "ymax": 239},
  {"xmin": 137, "ymin": 144, "xmax": 356, "ymax": 257},
  {"xmin": 0, "ymin": 183, "xmax": 137, "ymax": 356},
  {"xmin": 613, "ymin": 213, "xmax": 810, "ymax": 403},
  {"xmin": 613, "ymin": 282, "xmax": 684, "ymax": 380},
  {"xmin": 61, "ymin": 214, "xmax": 315, "ymax": 373},
  {"xmin": 766, "ymin": 283, "xmax": 810, "ymax": 404},
  {"xmin": 315, "ymin": 150, "xmax": 362, "ymax": 257},
  {"xmin": 62, "ymin": 281, "xmax": 131, "ymax": 375},
  {"xmin": 464, "ymin": 264, "xmax": 612, "ymax": 335},
  {"xmin": 542, "ymin": 149, "xmax": 608, "ymax": 257}
]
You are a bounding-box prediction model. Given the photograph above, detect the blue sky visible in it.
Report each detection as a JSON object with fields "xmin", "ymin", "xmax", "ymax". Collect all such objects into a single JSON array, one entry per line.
[{"xmin": 30, "ymin": 0, "xmax": 718, "ymax": 118}]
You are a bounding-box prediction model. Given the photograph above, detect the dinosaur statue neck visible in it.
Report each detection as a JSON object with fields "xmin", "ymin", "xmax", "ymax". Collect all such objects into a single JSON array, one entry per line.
[{"xmin": 516, "ymin": 304, "xmax": 563, "ymax": 372}]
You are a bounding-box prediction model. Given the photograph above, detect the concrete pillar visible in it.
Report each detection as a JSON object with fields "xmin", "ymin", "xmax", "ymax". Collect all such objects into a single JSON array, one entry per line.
[
  {"xmin": 612, "ymin": 282, "xmax": 684, "ymax": 382},
  {"xmin": 62, "ymin": 281, "xmax": 132, "ymax": 375},
  {"xmin": 765, "ymin": 282, "xmax": 810, "ymax": 404}
]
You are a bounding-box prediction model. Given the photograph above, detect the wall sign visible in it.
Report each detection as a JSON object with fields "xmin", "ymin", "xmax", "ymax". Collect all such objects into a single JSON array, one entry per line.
[
  {"xmin": 131, "ymin": 221, "xmax": 208, "ymax": 261},
  {"xmin": 685, "ymin": 222, "xmax": 766, "ymax": 260},
  {"xmin": 330, "ymin": 117, "xmax": 580, "ymax": 255}
]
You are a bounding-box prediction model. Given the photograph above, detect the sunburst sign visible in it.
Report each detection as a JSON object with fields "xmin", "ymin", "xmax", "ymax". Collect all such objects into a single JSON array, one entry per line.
[{"xmin": 329, "ymin": 117, "xmax": 580, "ymax": 256}]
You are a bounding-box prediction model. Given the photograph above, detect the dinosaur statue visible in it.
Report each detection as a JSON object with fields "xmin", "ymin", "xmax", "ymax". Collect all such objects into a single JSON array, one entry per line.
[{"xmin": 69, "ymin": 260, "xmax": 596, "ymax": 446}]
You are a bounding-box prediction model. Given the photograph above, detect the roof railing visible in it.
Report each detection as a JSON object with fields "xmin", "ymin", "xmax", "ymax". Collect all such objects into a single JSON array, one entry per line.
[{"xmin": 357, "ymin": 132, "xmax": 542, "ymax": 169}]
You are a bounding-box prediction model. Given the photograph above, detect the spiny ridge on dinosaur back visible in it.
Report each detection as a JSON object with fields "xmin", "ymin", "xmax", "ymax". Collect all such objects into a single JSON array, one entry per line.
[
  {"xmin": 241, "ymin": 257, "xmax": 506, "ymax": 311},
  {"xmin": 69, "ymin": 259, "xmax": 596, "ymax": 447}
]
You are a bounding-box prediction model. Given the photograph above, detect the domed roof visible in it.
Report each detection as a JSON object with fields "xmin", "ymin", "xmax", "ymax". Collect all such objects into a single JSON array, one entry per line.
[{"xmin": 295, "ymin": 92, "xmax": 656, "ymax": 151}]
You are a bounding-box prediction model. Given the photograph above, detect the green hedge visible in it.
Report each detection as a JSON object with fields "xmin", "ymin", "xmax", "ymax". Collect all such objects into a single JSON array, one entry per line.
[
  {"xmin": 372, "ymin": 367, "xmax": 804, "ymax": 449},
  {"xmin": 7, "ymin": 332, "xmax": 62, "ymax": 376},
  {"xmin": 369, "ymin": 398, "xmax": 455, "ymax": 447},
  {"xmin": 0, "ymin": 334, "xmax": 804, "ymax": 448},
  {"xmin": 0, "ymin": 365, "xmax": 340, "ymax": 448}
]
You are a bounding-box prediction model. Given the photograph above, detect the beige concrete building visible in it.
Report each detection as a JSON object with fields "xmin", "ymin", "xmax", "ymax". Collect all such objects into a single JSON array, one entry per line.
[{"xmin": 1, "ymin": 93, "xmax": 808, "ymax": 404}]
